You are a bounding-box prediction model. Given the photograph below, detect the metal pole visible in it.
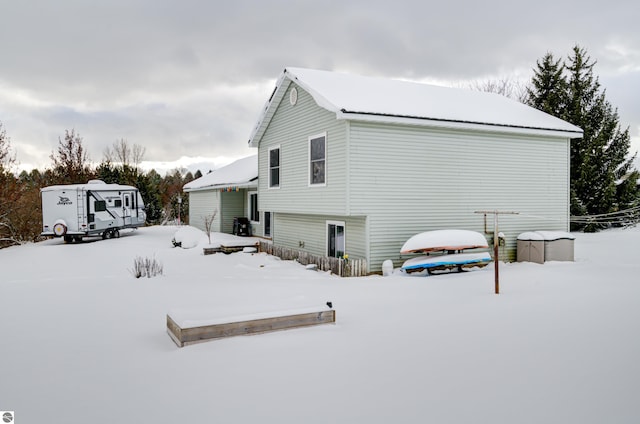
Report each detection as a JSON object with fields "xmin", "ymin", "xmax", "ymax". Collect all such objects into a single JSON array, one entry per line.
[
  {"xmin": 177, "ymin": 196, "xmax": 182, "ymax": 226},
  {"xmin": 474, "ymin": 210, "xmax": 519, "ymax": 295},
  {"xmin": 494, "ymin": 211, "xmax": 499, "ymax": 294}
]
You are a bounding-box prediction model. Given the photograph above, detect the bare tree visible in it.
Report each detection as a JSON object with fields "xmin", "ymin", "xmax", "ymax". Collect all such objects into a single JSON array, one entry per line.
[
  {"xmin": 0, "ymin": 121, "xmax": 16, "ymax": 172},
  {"xmin": 104, "ymin": 138, "xmax": 146, "ymax": 168},
  {"xmin": 468, "ymin": 77, "xmax": 530, "ymax": 103},
  {"xmin": 203, "ymin": 210, "xmax": 218, "ymax": 245}
]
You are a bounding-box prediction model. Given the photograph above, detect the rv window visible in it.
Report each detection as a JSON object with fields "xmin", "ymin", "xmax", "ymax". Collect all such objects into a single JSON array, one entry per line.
[
  {"xmin": 95, "ymin": 200, "xmax": 107, "ymax": 212},
  {"xmin": 114, "ymin": 199, "xmax": 122, "ymax": 207},
  {"xmin": 125, "ymin": 196, "xmax": 130, "ymax": 208}
]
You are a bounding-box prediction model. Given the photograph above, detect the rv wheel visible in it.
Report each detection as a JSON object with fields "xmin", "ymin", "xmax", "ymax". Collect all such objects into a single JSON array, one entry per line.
[{"xmin": 64, "ymin": 235, "xmax": 73, "ymax": 243}]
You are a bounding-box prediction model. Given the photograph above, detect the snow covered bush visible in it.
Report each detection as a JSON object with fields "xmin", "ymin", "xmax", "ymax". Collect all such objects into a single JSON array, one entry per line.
[
  {"xmin": 131, "ymin": 255, "xmax": 163, "ymax": 278},
  {"xmin": 172, "ymin": 226, "xmax": 207, "ymax": 249}
]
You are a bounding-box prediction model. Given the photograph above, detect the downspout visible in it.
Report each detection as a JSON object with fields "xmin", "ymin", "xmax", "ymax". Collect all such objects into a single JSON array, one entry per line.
[{"xmin": 345, "ymin": 120, "xmax": 351, "ymax": 217}]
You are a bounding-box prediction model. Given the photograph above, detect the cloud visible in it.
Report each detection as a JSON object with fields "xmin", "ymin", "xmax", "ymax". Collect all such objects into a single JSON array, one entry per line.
[{"xmin": 1, "ymin": 0, "xmax": 638, "ymax": 172}]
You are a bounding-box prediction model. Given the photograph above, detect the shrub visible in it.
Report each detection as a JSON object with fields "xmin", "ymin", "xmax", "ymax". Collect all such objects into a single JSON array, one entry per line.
[{"xmin": 131, "ymin": 255, "xmax": 164, "ymax": 278}]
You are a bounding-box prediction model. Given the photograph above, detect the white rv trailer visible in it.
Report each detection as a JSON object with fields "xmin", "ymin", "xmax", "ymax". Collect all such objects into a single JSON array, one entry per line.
[{"xmin": 41, "ymin": 180, "xmax": 146, "ymax": 242}]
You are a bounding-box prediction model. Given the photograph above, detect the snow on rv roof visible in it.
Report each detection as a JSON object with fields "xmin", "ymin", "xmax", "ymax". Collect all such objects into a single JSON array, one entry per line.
[
  {"xmin": 183, "ymin": 155, "xmax": 258, "ymax": 191},
  {"xmin": 249, "ymin": 67, "xmax": 582, "ymax": 146},
  {"xmin": 41, "ymin": 180, "xmax": 138, "ymax": 192}
]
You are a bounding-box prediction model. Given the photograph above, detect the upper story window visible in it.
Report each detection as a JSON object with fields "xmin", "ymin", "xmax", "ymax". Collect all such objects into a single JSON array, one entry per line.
[
  {"xmin": 268, "ymin": 146, "xmax": 280, "ymax": 188},
  {"xmin": 309, "ymin": 133, "xmax": 326, "ymax": 186}
]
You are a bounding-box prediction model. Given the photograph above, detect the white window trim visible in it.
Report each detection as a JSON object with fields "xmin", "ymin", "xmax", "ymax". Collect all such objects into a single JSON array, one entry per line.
[
  {"xmin": 326, "ymin": 220, "xmax": 346, "ymax": 258},
  {"xmin": 267, "ymin": 145, "xmax": 281, "ymax": 190},
  {"xmin": 308, "ymin": 132, "xmax": 327, "ymax": 187}
]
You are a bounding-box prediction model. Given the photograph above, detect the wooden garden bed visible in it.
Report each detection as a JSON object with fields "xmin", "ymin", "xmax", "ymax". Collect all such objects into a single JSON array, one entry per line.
[{"xmin": 167, "ymin": 306, "xmax": 336, "ymax": 347}]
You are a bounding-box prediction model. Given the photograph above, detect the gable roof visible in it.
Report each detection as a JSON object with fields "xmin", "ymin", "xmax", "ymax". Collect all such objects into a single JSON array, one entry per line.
[
  {"xmin": 248, "ymin": 67, "xmax": 583, "ymax": 147},
  {"xmin": 183, "ymin": 155, "xmax": 258, "ymax": 192}
]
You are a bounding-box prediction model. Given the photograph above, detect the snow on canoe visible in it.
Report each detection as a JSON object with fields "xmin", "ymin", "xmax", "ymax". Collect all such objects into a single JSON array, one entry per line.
[
  {"xmin": 400, "ymin": 229, "xmax": 489, "ymax": 254},
  {"xmin": 401, "ymin": 252, "xmax": 492, "ymax": 273}
]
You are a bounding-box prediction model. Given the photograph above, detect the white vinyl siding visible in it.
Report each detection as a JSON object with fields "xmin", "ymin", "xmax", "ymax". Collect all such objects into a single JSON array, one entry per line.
[
  {"xmin": 348, "ymin": 121, "xmax": 570, "ymax": 269},
  {"xmin": 258, "ymin": 85, "xmax": 348, "ymax": 216},
  {"xmin": 273, "ymin": 213, "xmax": 366, "ymax": 261},
  {"xmin": 220, "ymin": 191, "xmax": 245, "ymax": 234},
  {"xmin": 187, "ymin": 190, "xmax": 221, "ymax": 233}
]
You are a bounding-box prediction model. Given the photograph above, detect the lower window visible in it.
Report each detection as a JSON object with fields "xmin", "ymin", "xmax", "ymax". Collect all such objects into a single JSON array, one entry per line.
[
  {"xmin": 327, "ymin": 221, "xmax": 345, "ymax": 258},
  {"xmin": 264, "ymin": 212, "xmax": 272, "ymax": 238}
]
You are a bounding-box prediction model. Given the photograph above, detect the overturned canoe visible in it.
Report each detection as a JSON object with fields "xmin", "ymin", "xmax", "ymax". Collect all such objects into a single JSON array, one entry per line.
[
  {"xmin": 402, "ymin": 252, "xmax": 492, "ymax": 274},
  {"xmin": 400, "ymin": 229, "xmax": 489, "ymax": 254}
]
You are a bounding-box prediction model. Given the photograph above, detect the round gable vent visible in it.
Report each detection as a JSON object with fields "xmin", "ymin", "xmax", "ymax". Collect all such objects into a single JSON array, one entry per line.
[{"xmin": 289, "ymin": 87, "xmax": 298, "ymax": 106}]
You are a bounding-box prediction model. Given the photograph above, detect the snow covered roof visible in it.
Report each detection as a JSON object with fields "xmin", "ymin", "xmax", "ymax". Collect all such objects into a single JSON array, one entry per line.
[
  {"xmin": 183, "ymin": 155, "xmax": 258, "ymax": 192},
  {"xmin": 249, "ymin": 67, "xmax": 583, "ymax": 147},
  {"xmin": 41, "ymin": 180, "xmax": 138, "ymax": 192}
]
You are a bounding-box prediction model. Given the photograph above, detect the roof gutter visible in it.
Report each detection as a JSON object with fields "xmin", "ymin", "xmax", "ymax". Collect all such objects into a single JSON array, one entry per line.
[{"xmin": 337, "ymin": 109, "xmax": 584, "ymax": 138}]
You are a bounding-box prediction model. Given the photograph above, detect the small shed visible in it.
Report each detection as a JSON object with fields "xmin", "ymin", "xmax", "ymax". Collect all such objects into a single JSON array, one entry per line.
[
  {"xmin": 517, "ymin": 231, "xmax": 575, "ymax": 263},
  {"xmin": 517, "ymin": 232, "xmax": 545, "ymax": 264}
]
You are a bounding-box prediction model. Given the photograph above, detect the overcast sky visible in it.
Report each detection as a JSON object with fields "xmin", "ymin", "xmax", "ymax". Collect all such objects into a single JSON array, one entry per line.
[{"xmin": 1, "ymin": 0, "xmax": 638, "ymax": 175}]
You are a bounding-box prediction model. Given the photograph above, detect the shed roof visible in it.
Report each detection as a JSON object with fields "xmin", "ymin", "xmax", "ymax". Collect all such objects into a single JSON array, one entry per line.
[
  {"xmin": 183, "ymin": 155, "xmax": 258, "ymax": 192},
  {"xmin": 249, "ymin": 67, "xmax": 583, "ymax": 147}
]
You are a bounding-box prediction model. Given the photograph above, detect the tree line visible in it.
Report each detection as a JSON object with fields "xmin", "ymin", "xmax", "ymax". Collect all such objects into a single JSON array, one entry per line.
[
  {"xmin": 525, "ymin": 45, "xmax": 639, "ymax": 230},
  {"xmin": 0, "ymin": 127, "xmax": 203, "ymax": 247},
  {"xmin": 466, "ymin": 45, "xmax": 638, "ymax": 230},
  {"xmin": 1, "ymin": 45, "xmax": 638, "ymax": 247}
]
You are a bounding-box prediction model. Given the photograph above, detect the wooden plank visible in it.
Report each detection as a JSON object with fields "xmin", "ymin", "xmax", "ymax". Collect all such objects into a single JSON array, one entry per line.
[
  {"xmin": 203, "ymin": 247, "xmax": 221, "ymax": 255},
  {"xmin": 166, "ymin": 315, "xmax": 185, "ymax": 347},
  {"xmin": 167, "ymin": 309, "xmax": 336, "ymax": 347}
]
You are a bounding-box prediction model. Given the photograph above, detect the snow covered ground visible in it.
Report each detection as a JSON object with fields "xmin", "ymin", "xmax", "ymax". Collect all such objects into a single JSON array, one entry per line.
[{"xmin": 1, "ymin": 225, "xmax": 639, "ymax": 424}]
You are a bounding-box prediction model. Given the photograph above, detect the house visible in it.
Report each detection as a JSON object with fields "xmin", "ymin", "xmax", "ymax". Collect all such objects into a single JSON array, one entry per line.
[
  {"xmin": 247, "ymin": 67, "xmax": 583, "ymax": 273},
  {"xmin": 183, "ymin": 155, "xmax": 260, "ymax": 235}
]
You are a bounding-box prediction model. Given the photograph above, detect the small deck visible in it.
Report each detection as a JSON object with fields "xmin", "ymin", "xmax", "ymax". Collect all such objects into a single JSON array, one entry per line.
[{"xmin": 203, "ymin": 243, "xmax": 258, "ymax": 255}]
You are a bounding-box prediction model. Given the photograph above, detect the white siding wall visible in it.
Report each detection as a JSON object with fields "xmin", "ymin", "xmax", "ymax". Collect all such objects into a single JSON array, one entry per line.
[
  {"xmin": 274, "ymin": 213, "xmax": 367, "ymax": 260},
  {"xmin": 349, "ymin": 121, "xmax": 570, "ymax": 270},
  {"xmin": 258, "ymin": 85, "xmax": 349, "ymax": 216},
  {"xmin": 187, "ymin": 190, "xmax": 221, "ymax": 232},
  {"xmin": 220, "ymin": 191, "xmax": 246, "ymax": 234}
]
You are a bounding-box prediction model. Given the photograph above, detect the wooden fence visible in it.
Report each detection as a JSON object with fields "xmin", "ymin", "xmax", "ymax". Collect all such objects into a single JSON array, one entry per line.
[{"xmin": 259, "ymin": 241, "xmax": 367, "ymax": 277}]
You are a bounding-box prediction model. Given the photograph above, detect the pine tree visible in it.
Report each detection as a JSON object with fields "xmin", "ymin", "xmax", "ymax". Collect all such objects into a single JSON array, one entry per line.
[
  {"xmin": 527, "ymin": 45, "xmax": 638, "ymax": 229},
  {"xmin": 526, "ymin": 52, "xmax": 567, "ymax": 116},
  {"xmin": 565, "ymin": 46, "xmax": 636, "ymax": 221}
]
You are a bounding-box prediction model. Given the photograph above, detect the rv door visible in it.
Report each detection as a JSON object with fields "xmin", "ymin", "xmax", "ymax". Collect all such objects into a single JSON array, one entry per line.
[{"xmin": 123, "ymin": 192, "xmax": 132, "ymax": 226}]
